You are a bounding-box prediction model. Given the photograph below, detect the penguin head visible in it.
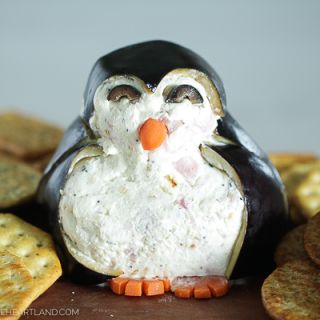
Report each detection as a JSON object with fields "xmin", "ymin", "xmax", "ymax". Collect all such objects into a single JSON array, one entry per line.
[{"xmin": 89, "ymin": 68, "xmax": 223, "ymax": 162}]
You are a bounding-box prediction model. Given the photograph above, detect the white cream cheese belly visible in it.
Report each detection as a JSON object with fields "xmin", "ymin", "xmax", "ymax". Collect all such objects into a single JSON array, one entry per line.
[{"xmin": 59, "ymin": 153, "xmax": 244, "ymax": 280}]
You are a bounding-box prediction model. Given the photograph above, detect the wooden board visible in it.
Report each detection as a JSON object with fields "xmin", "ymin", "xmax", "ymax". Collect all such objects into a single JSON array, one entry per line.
[{"xmin": 20, "ymin": 276, "xmax": 271, "ymax": 320}]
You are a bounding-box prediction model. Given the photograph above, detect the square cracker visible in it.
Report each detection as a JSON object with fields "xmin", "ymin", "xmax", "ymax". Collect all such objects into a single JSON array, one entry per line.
[
  {"xmin": 280, "ymin": 160, "xmax": 320, "ymax": 196},
  {"xmin": 0, "ymin": 251, "xmax": 38, "ymax": 320},
  {"xmin": 0, "ymin": 214, "xmax": 62, "ymax": 299},
  {"xmin": 0, "ymin": 112, "xmax": 63, "ymax": 160},
  {"xmin": 0, "ymin": 157, "xmax": 41, "ymax": 210},
  {"xmin": 292, "ymin": 170, "xmax": 320, "ymax": 220},
  {"xmin": 268, "ymin": 153, "xmax": 317, "ymax": 173},
  {"xmin": 280, "ymin": 160, "xmax": 320, "ymax": 225}
]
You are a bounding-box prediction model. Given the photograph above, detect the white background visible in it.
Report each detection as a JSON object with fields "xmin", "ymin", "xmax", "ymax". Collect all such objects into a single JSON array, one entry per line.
[{"xmin": 1, "ymin": 0, "xmax": 319, "ymax": 154}]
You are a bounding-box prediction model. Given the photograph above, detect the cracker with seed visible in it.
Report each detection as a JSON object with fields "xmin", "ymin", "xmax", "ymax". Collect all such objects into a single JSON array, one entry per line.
[
  {"xmin": 262, "ymin": 258, "xmax": 320, "ymax": 320},
  {"xmin": 303, "ymin": 211, "xmax": 320, "ymax": 266},
  {"xmin": 0, "ymin": 158, "xmax": 41, "ymax": 210},
  {"xmin": 0, "ymin": 112, "xmax": 63, "ymax": 160},
  {"xmin": 274, "ymin": 223, "xmax": 309, "ymax": 267},
  {"xmin": 0, "ymin": 214, "xmax": 62, "ymax": 299},
  {"xmin": 0, "ymin": 251, "xmax": 38, "ymax": 320},
  {"xmin": 268, "ymin": 153, "xmax": 317, "ymax": 174},
  {"xmin": 292, "ymin": 170, "xmax": 320, "ymax": 220},
  {"xmin": 280, "ymin": 160, "xmax": 320, "ymax": 225}
]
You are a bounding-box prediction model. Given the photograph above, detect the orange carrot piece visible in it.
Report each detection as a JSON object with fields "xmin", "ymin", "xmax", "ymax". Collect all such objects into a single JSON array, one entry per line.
[
  {"xmin": 175, "ymin": 286, "xmax": 195, "ymax": 298},
  {"xmin": 109, "ymin": 277, "xmax": 130, "ymax": 295},
  {"xmin": 194, "ymin": 284, "xmax": 211, "ymax": 299},
  {"xmin": 139, "ymin": 118, "xmax": 167, "ymax": 150},
  {"xmin": 143, "ymin": 280, "xmax": 164, "ymax": 296},
  {"xmin": 162, "ymin": 278, "xmax": 171, "ymax": 292},
  {"xmin": 125, "ymin": 280, "xmax": 143, "ymax": 296},
  {"xmin": 207, "ymin": 276, "xmax": 229, "ymax": 297}
]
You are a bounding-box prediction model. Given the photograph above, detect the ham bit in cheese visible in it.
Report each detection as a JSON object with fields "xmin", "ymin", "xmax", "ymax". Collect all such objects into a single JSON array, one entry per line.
[{"xmin": 173, "ymin": 157, "xmax": 198, "ymax": 184}]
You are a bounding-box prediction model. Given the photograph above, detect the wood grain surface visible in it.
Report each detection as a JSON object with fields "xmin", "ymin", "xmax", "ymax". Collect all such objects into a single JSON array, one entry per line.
[{"xmin": 20, "ymin": 276, "xmax": 271, "ymax": 320}]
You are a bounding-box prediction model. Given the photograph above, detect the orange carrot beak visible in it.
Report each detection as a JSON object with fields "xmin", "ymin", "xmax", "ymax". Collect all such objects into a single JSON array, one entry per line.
[{"xmin": 139, "ymin": 118, "xmax": 167, "ymax": 151}]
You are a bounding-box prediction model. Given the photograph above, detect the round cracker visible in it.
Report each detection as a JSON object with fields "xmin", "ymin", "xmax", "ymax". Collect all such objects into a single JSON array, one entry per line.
[
  {"xmin": 262, "ymin": 258, "xmax": 320, "ymax": 320},
  {"xmin": 0, "ymin": 111, "xmax": 64, "ymax": 160},
  {"xmin": 303, "ymin": 211, "xmax": 320, "ymax": 266},
  {"xmin": 0, "ymin": 158, "xmax": 41, "ymax": 210},
  {"xmin": 274, "ymin": 224, "xmax": 309, "ymax": 267}
]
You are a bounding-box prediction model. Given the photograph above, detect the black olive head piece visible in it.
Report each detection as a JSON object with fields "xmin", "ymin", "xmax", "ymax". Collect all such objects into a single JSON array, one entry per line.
[
  {"xmin": 107, "ymin": 85, "xmax": 141, "ymax": 101},
  {"xmin": 166, "ymin": 85, "xmax": 203, "ymax": 104}
]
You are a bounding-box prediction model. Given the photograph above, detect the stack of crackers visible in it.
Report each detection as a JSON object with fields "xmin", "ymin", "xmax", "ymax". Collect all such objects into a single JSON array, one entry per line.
[
  {"xmin": 269, "ymin": 153, "xmax": 320, "ymax": 225},
  {"xmin": 0, "ymin": 111, "xmax": 63, "ymax": 319},
  {"xmin": 262, "ymin": 211, "xmax": 320, "ymax": 319},
  {"xmin": 0, "ymin": 111, "xmax": 63, "ymax": 213}
]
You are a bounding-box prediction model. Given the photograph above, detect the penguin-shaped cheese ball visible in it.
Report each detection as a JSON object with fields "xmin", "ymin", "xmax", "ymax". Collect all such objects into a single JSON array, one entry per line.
[{"xmin": 37, "ymin": 40, "xmax": 288, "ymax": 287}]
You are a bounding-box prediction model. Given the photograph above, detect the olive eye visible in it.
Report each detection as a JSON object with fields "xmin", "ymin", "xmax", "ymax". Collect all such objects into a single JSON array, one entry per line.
[
  {"xmin": 166, "ymin": 85, "xmax": 203, "ymax": 104},
  {"xmin": 107, "ymin": 85, "xmax": 141, "ymax": 101}
]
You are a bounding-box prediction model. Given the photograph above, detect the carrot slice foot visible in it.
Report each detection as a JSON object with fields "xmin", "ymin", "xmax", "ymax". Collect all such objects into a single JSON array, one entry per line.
[
  {"xmin": 172, "ymin": 276, "xmax": 229, "ymax": 299},
  {"xmin": 109, "ymin": 277, "xmax": 130, "ymax": 295},
  {"xmin": 125, "ymin": 280, "xmax": 143, "ymax": 296},
  {"xmin": 143, "ymin": 280, "xmax": 164, "ymax": 296},
  {"xmin": 207, "ymin": 276, "xmax": 229, "ymax": 297},
  {"xmin": 162, "ymin": 278, "xmax": 171, "ymax": 292},
  {"xmin": 194, "ymin": 283, "xmax": 211, "ymax": 298},
  {"xmin": 175, "ymin": 286, "xmax": 195, "ymax": 298},
  {"xmin": 109, "ymin": 278, "xmax": 170, "ymax": 296}
]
